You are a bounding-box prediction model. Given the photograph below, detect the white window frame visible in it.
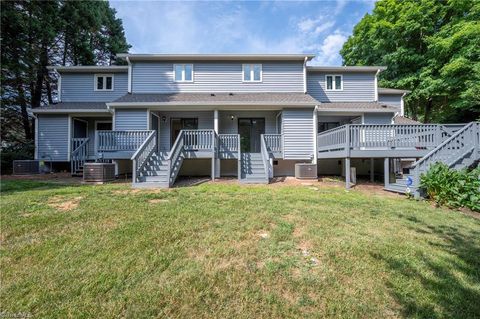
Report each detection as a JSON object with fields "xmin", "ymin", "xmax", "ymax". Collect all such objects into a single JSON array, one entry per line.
[
  {"xmin": 242, "ymin": 63, "xmax": 262, "ymax": 82},
  {"xmin": 173, "ymin": 64, "xmax": 194, "ymax": 82},
  {"xmin": 94, "ymin": 74, "xmax": 114, "ymax": 91},
  {"xmin": 325, "ymin": 74, "xmax": 343, "ymax": 91}
]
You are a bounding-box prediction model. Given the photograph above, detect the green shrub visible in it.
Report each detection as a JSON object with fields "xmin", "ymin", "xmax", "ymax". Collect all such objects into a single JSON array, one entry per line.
[
  {"xmin": 0, "ymin": 143, "xmax": 35, "ymax": 174},
  {"xmin": 420, "ymin": 163, "xmax": 480, "ymax": 212}
]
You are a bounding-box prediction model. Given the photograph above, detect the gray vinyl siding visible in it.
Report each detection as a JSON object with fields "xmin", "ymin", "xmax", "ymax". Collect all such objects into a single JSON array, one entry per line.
[
  {"xmin": 132, "ymin": 62, "xmax": 304, "ymax": 93},
  {"xmin": 378, "ymin": 94, "xmax": 402, "ymax": 108},
  {"xmin": 363, "ymin": 113, "xmax": 394, "ymax": 124},
  {"xmin": 307, "ymin": 72, "xmax": 376, "ymax": 102},
  {"xmin": 156, "ymin": 111, "xmax": 214, "ymax": 150},
  {"xmin": 114, "ymin": 109, "xmax": 148, "ymax": 130},
  {"xmin": 61, "ymin": 72, "xmax": 128, "ymax": 102},
  {"xmin": 282, "ymin": 109, "xmax": 315, "ymax": 160},
  {"xmin": 37, "ymin": 115, "xmax": 69, "ymax": 161}
]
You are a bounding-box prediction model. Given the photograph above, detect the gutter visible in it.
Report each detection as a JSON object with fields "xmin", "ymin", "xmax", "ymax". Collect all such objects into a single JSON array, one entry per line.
[
  {"xmin": 126, "ymin": 56, "xmax": 132, "ymax": 93},
  {"xmin": 106, "ymin": 101, "xmax": 318, "ymax": 107},
  {"xmin": 32, "ymin": 109, "xmax": 110, "ymax": 114}
]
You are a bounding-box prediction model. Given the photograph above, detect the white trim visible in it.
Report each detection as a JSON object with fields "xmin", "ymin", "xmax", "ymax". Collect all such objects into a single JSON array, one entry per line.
[
  {"xmin": 34, "ymin": 116, "xmax": 39, "ymax": 160},
  {"xmin": 126, "ymin": 56, "xmax": 132, "ymax": 93},
  {"xmin": 94, "ymin": 74, "xmax": 115, "ymax": 91},
  {"xmin": 112, "ymin": 109, "xmax": 116, "ymax": 130},
  {"xmin": 107, "ymin": 101, "xmax": 316, "ymax": 108},
  {"xmin": 325, "ymin": 74, "xmax": 343, "ymax": 91},
  {"xmin": 173, "ymin": 64, "xmax": 194, "ymax": 82},
  {"xmin": 58, "ymin": 74, "xmax": 62, "ymax": 102},
  {"xmin": 94, "ymin": 120, "xmax": 113, "ymax": 155},
  {"xmin": 147, "ymin": 109, "xmax": 151, "ymax": 130},
  {"xmin": 303, "ymin": 57, "xmax": 308, "ymax": 93},
  {"xmin": 117, "ymin": 53, "xmax": 315, "ymax": 61},
  {"xmin": 67, "ymin": 115, "xmax": 72, "ymax": 160},
  {"xmin": 308, "ymin": 66, "xmax": 387, "ymax": 72},
  {"xmin": 242, "ymin": 63, "xmax": 262, "ymax": 82},
  {"xmin": 400, "ymin": 93, "xmax": 406, "ymax": 116},
  {"xmin": 374, "ymin": 70, "xmax": 380, "ymax": 101},
  {"xmin": 213, "ymin": 109, "xmax": 219, "ymax": 133}
]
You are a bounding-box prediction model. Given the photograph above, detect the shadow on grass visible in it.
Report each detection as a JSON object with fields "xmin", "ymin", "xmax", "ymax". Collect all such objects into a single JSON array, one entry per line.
[
  {"xmin": 0, "ymin": 180, "xmax": 79, "ymax": 194},
  {"xmin": 372, "ymin": 218, "xmax": 480, "ymax": 318}
]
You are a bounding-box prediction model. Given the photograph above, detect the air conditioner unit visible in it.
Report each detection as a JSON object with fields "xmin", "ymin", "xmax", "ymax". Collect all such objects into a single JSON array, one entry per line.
[
  {"xmin": 83, "ymin": 163, "xmax": 115, "ymax": 183},
  {"xmin": 13, "ymin": 160, "xmax": 40, "ymax": 175},
  {"xmin": 295, "ymin": 163, "xmax": 317, "ymax": 179}
]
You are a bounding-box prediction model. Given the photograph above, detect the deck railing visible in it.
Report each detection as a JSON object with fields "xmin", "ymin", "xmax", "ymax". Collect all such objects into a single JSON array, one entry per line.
[
  {"xmin": 317, "ymin": 124, "xmax": 444, "ymax": 153},
  {"xmin": 218, "ymin": 134, "xmax": 240, "ymax": 153},
  {"xmin": 264, "ymin": 134, "xmax": 283, "ymax": 155},
  {"xmin": 182, "ymin": 129, "xmax": 215, "ymax": 151},
  {"xmin": 260, "ymin": 134, "xmax": 272, "ymax": 179},
  {"xmin": 131, "ymin": 131, "xmax": 156, "ymax": 183},
  {"xmin": 71, "ymin": 138, "xmax": 89, "ymax": 174},
  {"xmin": 168, "ymin": 131, "xmax": 186, "ymax": 186},
  {"xmin": 96, "ymin": 130, "xmax": 152, "ymax": 152}
]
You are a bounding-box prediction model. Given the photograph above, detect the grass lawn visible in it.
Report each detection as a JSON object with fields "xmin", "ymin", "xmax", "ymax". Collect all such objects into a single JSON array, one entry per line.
[{"xmin": 1, "ymin": 180, "xmax": 479, "ymax": 318}]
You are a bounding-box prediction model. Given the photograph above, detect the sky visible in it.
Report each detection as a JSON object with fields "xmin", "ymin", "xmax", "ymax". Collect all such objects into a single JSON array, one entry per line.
[{"xmin": 110, "ymin": 0, "xmax": 376, "ymax": 66}]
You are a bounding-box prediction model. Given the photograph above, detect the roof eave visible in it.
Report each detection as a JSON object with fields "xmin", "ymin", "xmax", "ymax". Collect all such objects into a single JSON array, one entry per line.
[
  {"xmin": 307, "ymin": 66, "xmax": 387, "ymax": 72},
  {"xmin": 47, "ymin": 66, "xmax": 129, "ymax": 73},
  {"xmin": 116, "ymin": 53, "xmax": 316, "ymax": 61},
  {"xmin": 107, "ymin": 101, "xmax": 317, "ymax": 108},
  {"xmin": 32, "ymin": 109, "xmax": 110, "ymax": 114}
]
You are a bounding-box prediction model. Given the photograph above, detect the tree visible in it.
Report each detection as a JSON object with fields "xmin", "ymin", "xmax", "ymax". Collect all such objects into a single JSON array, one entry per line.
[
  {"xmin": 1, "ymin": 0, "xmax": 130, "ymax": 150},
  {"xmin": 340, "ymin": 0, "xmax": 480, "ymax": 123}
]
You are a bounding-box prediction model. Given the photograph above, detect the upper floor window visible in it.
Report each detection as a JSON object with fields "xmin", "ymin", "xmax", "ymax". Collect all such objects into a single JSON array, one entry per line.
[
  {"xmin": 243, "ymin": 64, "xmax": 262, "ymax": 82},
  {"xmin": 174, "ymin": 64, "xmax": 193, "ymax": 82},
  {"xmin": 326, "ymin": 75, "xmax": 342, "ymax": 91},
  {"xmin": 95, "ymin": 74, "xmax": 114, "ymax": 91}
]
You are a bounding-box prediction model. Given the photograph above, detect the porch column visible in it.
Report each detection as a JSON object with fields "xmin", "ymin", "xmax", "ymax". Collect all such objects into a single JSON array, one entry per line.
[
  {"xmin": 345, "ymin": 157, "xmax": 351, "ymax": 189},
  {"xmin": 370, "ymin": 158, "xmax": 374, "ymax": 182},
  {"xmin": 214, "ymin": 109, "xmax": 220, "ymax": 178},
  {"xmin": 384, "ymin": 158, "xmax": 389, "ymax": 188}
]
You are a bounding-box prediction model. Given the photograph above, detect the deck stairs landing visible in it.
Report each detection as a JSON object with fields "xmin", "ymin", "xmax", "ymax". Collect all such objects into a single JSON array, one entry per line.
[
  {"xmin": 385, "ymin": 122, "xmax": 479, "ymax": 194},
  {"xmin": 136, "ymin": 151, "xmax": 170, "ymax": 187},
  {"xmin": 240, "ymin": 153, "xmax": 269, "ymax": 184}
]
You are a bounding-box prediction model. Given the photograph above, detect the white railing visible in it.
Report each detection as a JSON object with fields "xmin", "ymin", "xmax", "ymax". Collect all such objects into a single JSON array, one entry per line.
[
  {"xmin": 131, "ymin": 131, "xmax": 156, "ymax": 183},
  {"xmin": 183, "ymin": 129, "xmax": 215, "ymax": 151},
  {"xmin": 264, "ymin": 134, "xmax": 283, "ymax": 155},
  {"xmin": 96, "ymin": 130, "xmax": 152, "ymax": 152},
  {"xmin": 71, "ymin": 138, "xmax": 89, "ymax": 174},
  {"xmin": 317, "ymin": 124, "xmax": 445, "ymax": 153},
  {"xmin": 412, "ymin": 122, "xmax": 479, "ymax": 189},
  {"xmin": 260, "ymin": 134, "xmax": 272, "ymax": 179}
]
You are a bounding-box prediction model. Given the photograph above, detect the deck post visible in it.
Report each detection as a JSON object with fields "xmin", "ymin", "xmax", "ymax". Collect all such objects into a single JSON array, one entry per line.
[
  {"xmin": 370, "ymin": 158, "xmax": 374, "ymax": 182},
  {"xmin": 214, "ymin": 110, "xmax": 220, "ymax": 178},
  {"xmin": 384, "ymin": 158, "xmax": 389, "ymax": 188},
  {"xmin": 345, "ymin": 157, "xmax": 351, "ymax": 189}
]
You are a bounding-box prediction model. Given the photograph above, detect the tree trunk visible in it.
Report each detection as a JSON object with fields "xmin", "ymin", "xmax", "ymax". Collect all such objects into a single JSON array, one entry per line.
[
  {"xmin": 31, "ymin": 42, "xmax": 49, "ymax": 109},
  {"xmin": 424, "ymin": 98, "xmax": 433, "ymax": 123},
  {"xmin": 16, "ymin": 79, "xmax": 32, "ymax": 141}
]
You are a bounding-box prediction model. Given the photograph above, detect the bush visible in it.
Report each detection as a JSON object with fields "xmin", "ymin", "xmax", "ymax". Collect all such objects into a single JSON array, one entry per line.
[
  {"xmin": 0, "ymin": 143, "xmax": 35, "ymax": 174},
  {"xmin": 420, "ymin": 163, "xmax": 480, "ymax": 212}
]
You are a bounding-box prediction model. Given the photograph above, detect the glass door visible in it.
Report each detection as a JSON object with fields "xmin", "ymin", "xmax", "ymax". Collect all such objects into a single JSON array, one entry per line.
[
  {"xmin": 170, "ymin": 118, "xmax": 198, "ymax": 147},
  {"xmin": 238, "ymin": 118, "xmax": 265, "ymax": 153}
]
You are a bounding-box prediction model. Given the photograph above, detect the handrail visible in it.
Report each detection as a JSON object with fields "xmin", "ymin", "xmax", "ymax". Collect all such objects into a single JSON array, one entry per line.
[
  {"xmin": 167, "ymin": 130, "xmax": 185, "ymax": 186},
  {"xmin": 71, "ymin": 138, "xmax": 89, "ymax": 174},
  {"xmin": 182, "ymin": 129, "xmax": 215, "ymax": 151},
  {"xmin": 218, "ymin": 134, "xmax": 240, "ymax": 154},
  {"xmin": 131, "ymin": 131, "xmax": 156, "ymax": 183},
  {"xmin": 97, "ymin": 130, "xmax": 152, "ymax": 152},
  {"xmin": 260, "ymin": 134, "xmax": 271, "ymax": 180}
]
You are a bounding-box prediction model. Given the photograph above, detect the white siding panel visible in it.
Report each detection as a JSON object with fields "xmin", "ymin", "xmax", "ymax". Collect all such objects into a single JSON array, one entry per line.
[
  {"xmin": 307, "ymin": 72, "xmax": 376, "ymax": 102},
  {"xmin": 282, "ymin": 109, "xmax": 314, "ymax": 160},
  {"xmin": 114, "ymin": 109, "xmax": 148, "ymax": 130},
  {"xmin": 61, "ymin": 73, "xmax": 128, "ymax": 102},
  {"xmin": 37, "ymin": 115, "xmax": 69, "ymax": 161},
  {"xmin": 132, "ymin": 62, "xmax": 304, "ymax": 93}
]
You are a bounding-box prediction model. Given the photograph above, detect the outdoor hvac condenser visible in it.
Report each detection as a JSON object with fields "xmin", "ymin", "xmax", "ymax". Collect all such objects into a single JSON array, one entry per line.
[
  {"xmin": 83, "ymin": 163, "xmax": 115, "ymax": 183},
  {"xmin": 295, "ymin": 163, "xmax": 317, "ymax": 179}
]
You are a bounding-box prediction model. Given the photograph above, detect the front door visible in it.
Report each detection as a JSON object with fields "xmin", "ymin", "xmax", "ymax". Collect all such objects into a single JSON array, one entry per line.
[
  {"xmin": 170, "ymin": 118, "xmax": 198, "ymax": 147},
  {"xmin": 238, "ymin": 118, "xmax": 265, "ymax": 153}
]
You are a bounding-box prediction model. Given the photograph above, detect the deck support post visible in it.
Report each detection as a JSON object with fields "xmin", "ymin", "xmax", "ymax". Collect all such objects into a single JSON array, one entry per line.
[
  {"xmin": 370, "ymin": 158, "xmax": 374, "ymax": 182},
  {"xmin": 384, "ymin": 157, "xmax": 389, "ymax": 188},
  {"xmin": 345, "ymin": 158, "xmax": 351, "ymax": 189},
  {"xmin": 211, "ymin": 158, "xmax": 215, "ymax": 181},
  {"xmin": 214, "ymin": 109, "xmax": 220, "ymax": 178}
]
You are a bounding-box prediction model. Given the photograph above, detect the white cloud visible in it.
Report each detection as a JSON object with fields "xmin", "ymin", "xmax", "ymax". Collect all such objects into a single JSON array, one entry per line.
[{"xmin": 312, "ymin": 30, "xmax": 348, "ymax": 65}]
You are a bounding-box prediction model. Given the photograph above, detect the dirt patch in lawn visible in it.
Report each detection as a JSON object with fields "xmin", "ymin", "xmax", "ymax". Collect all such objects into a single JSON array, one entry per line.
[
  {"xmin": 148, "ymin": 198, "xmax": 169, "ymax": 204},
  {"xmin": 48, "ymin": 196, "xmax": 83, "ymax": 212}
]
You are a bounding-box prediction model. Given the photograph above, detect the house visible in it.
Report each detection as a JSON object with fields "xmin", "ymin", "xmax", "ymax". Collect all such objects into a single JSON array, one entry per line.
[{"xmin": 32, "ymin": 53, "xmax": 479, "ymax": 194}]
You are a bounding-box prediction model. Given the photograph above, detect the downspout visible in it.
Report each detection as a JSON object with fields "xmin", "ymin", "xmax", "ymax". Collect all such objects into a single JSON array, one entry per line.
[
  {"xmin": 275, "ymin": 111, "xmax": 282, "ymax": 134},
  {"xmin": 374, "ymin": 69, "xmax": 380, "ymax": 102},
  {"xmin": 312, "ymin": 105, "xmax": 318, "ymax": 164},
  {"xmin": 303, "ymin": 56, "xmax": 308, "ymax": 93},
  {"xmin": 126, "ymin": 56, "xmax": 132, "ymax": 93},
  {"xmin": 57, "ymin": 72, "xmax": 62, "ymax": 102},
  {"xmin": 400, "ymin": 92, "xmax": 406, "ymax": 116}
]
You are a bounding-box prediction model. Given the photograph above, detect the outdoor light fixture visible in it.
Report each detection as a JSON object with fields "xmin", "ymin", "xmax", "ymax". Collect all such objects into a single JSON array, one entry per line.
[
  {"xmin": 230, "ymin": 115, "xmax": 234, "ymax": 121},
  {"xmin": 162, "ymin": 116, "xmax": 167, "ymax": 122}
]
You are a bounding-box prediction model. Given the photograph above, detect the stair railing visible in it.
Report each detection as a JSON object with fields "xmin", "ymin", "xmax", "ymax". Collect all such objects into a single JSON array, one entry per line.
[
  {"xmin": 131, "ymin": 130, "xmax": 156, "ymax": 184},
  {"xmin": 167, "ymin": 131, "xmax": 185, "ymax": 187},
  {"xmin": 260, "ymin": 134, "xmax": 272, "ymax": 180},
  {"xmin": 411, "ymin": 122, "xmax": 479, "ymax": 189},
  {"xmin": 71, "ymin": 138, "xmax": 89, "ymax": 175}
]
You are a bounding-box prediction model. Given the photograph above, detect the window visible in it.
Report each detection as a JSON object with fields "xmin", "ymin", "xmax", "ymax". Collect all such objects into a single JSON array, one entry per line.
[
  {"xmin": 94, "ymin": 74, "xmax": 114, "ymax": 91},
  {"xmin": 243, "ymin": 64, "xmax": 262, "ymax": 82},
  {"xmin": 318, "ymin": 122, "xmax": 340, "ymax": 133},
  {"xmin": 174, "ymin": 64, "xmax": 193, "ymax": 82},
  {"xmin": 326, "ymin": 75, "xmax": 342, "ymax": 91}
]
